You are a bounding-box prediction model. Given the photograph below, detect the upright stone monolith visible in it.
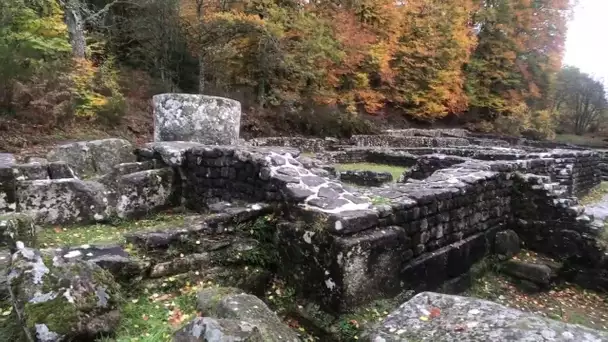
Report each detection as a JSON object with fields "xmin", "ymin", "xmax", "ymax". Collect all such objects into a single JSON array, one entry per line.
[{"xmin": 153, "ymin": 94, "xmax": 241, "ymax": 145}]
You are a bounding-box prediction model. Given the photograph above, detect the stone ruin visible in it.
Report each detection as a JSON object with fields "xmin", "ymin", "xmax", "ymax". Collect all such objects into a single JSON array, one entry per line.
[{"xmin": 2, "ymin": 93, "xmax": 608, "ymax": 341}]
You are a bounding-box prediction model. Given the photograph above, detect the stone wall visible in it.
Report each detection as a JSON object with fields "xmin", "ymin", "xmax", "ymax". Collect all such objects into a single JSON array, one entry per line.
[
  {"xmin": 275, "ymin": 155, "xmax": 603, "ymax": 313},
  {"xmin": 349, "ymin": 135, "xmax": 470, "ymax": 148}
]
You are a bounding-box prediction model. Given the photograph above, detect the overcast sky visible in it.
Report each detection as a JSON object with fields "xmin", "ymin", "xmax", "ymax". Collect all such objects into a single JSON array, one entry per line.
[{"xmin": 564, "ymin": 0, "xmax": 608, "ymax": 84}]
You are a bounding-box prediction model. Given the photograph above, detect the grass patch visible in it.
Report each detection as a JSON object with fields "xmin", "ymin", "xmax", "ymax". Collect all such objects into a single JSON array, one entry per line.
[
  {"xmin": 37, "ymin": 211, "xmax": 188, "ymax": 248},
  {"xmin": 97, "ymin": 277, "xmax": 203, "ymax": 342},
  {"xmin": 335, "ymin": 163, "xmax": 408, "ymax": 182},
  {"xmin": 579, "ymin": 182, "xmax": 608, "ymax": 206},
  {"xmin": 553, "ymin": 134, "xmax": 608, "ymax": 148}
]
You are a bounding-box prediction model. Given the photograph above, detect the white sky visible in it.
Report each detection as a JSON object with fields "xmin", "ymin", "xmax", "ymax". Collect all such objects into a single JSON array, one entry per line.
[{"xmin": 564, "ymin": 0, "xmax": 608, "ymax": 84}]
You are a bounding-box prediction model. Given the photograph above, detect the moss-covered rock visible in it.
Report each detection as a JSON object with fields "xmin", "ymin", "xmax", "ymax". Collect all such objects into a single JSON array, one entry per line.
[
  {"xmin": 0, "ymin": 213, "xmax": 36, "ymax": 250},
  {"xmin": 8, "ymin": 242, "xmax": 122, "ymax": 341},
  {"xmin": 196, "ymin": 287, "xmax": 299, "ymax": 342}
]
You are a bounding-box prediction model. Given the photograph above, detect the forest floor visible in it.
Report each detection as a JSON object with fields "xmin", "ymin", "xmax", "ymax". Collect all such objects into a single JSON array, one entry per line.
[{"xmin": 465, "ymin": 251, "xmax": 608, "ymax": 332}]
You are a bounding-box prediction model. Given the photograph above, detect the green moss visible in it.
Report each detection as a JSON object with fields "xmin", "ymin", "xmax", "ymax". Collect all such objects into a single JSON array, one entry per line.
[
  {"xmin": 37, "ymin": 212, "xmax": 188, "ymax": 248},
  {"xmin": 24, "ymin": 297, "xmax": 79, "ymax": 334},
  {"xmin": 234, "ymin": 215, "xmax": 279, "ymax": 269},
  {"xmin": 334, "ymin": 163, "xmax": 408, "ymax": 182}
]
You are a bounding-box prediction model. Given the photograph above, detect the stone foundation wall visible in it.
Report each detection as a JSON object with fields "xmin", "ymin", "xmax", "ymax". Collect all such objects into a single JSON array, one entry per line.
[{"xmin": 349, "ymin": 135, "xmax": 470, "ymax": 148}]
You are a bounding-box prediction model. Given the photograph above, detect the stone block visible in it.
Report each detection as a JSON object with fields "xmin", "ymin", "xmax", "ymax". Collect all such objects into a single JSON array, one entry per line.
[
  {"xmin": 17, "ymin": 179, "xmax": 111, "ymax": 225},
  {"xmin": 115, "ymin": 168, "xmax": 178, "ymax": 219},
  {"xmin": 153, "ymin": 94, "xmax": 241, "ymax": 145},
  {"xmin": 369, "ymin": 292, "xmax": 608, "ymax": 341},
  {"xmin": 47, "ymin": 138, "xmax": 135, "ymax": 178}
]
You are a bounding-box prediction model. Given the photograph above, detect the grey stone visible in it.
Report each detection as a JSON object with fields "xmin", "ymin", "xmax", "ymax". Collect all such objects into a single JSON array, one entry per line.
[
  {"xmin": 0, "ymin": 153, "xmax": 15, "ymax": 167},
  {"xmin": 307, "ymin": 197, "xmax": 350, "ymax": 210},
  {"xmin": 115, "ymin": 168, "xmax": 177, "ymax": 219},
  {"xmin": 13, "ymin": 163, "xmax": 49, "ymax": 180},
  {"xmin": 0, "ymin": 248, "xmax": 10, "ymax": 300},
  {"xmin": 284, "ymin": 184, "xmax": 315, "ymax": 201},
  {"xmin": 47, "ymin": 138, "xmax": 135, "ymax": 177},
  {"xmin": 300, "ymin": 176, "xmax": 326, "ymax": 187},
  {"xmin": 154, "ymin": 94, "xmax": 241, "ymax": 145},
  {"xmin": 8, "ymin": 244, "xmax": 121, "ymax": 341},
  {"xmin": 24, "ymin": 157, "xmax": 48, "ymax": 165},
  {"xmin": 48, "ymin": 162, "xmax": 76, "ymax": 179},
  {"xmin": 502, "ymin": 260, "xmax": 553, "ymax": 286},
  {"xmin": 318, "ymin": 186, "xmax": 340, "ymax": 199},
  {"xmin": 174, "ymin": 317, "xmax": 264, "ymax": 342},
  {"xmin": 17, "ymin": 179, "xmax": 111, "ymax": 225},
  {"xmin": 44, "ymin": 245, "xmax": 147, "ymax": 286},
  {"xmin": 196, "ymin": 287, "xmax": 299, "ymax": 342},
  {"xmin": 0, "ymin": 213, "xmax": 36, "ymax": 249},
  {"xmin": 368, "ymin": 292, "xmax": 608, "ymax": 341},
  {"xmin": 494, "ymin": 229, "xmax": 520, "ymax": 259}
]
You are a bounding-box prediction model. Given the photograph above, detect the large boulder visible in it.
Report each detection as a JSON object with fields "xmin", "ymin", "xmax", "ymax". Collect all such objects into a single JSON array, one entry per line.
[
  {"xmin": 196, "ymin": 287, "xmax": 299, "ymax": 342},
  {"xmin": 17, "ymin": 179, "xmax": 112, "ymax": 225},
  {"xmin": 173, "ymin": 317, "xmax": 264, "ymax": 342},
  {"xmin": 46, "ymin": 139, "xmax": 135, "ymax": 178},
  {"xmin": 8, "ymin": 243, "xmax": 122, "ymax": 341},
  {"xmin": 153, "ymin": 94, "xmax": 241, "ymax": 145},
  {"xmin": 368, "ymin": 292, "xmax": 608, "ymax": 341}
]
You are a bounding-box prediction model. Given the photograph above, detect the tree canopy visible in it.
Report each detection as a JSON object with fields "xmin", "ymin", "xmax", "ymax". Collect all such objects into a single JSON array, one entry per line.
[{"xmin": 0, "ymin": 0, "xmax": 593, "ymax": 138}]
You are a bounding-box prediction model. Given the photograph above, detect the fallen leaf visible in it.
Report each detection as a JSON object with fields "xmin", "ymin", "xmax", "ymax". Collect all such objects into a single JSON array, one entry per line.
[
  {"xmin": 419, "ymin": 316, "xmax": 429, "ymax": 321},
  {"xmin": 54, "ymin": 227, "xmax": 62, "ymax": 233},
  {"xmin": 142, "ymin": 314, "xmax": 149, "ymax": 321},
  {"xmin": 430, "ymin": 307, "xmax": 441, "ymax": 318},
  {"xmin": 168, "ymin": 308, "xmax": 184, "ymax": 327}
]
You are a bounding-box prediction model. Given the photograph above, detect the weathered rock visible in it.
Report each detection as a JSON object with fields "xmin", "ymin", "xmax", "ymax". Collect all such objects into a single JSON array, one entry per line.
[
  {"xmin": 339, "ymin": 170, "xmax": 393, "ymax": 187},
  {"xmin": 0, "ymin": 213, "xmax": 36, "ymax": 249},
  {"xmin": 368, "ymin": 292, "xmax": 608, "ymax": 341},
  {"xmin": 502, "ymin": 260, "xmax": 553, "ymax": 286},
  {"xmin": 0, "ymin": 166, "xmax": 16, "ymax": 214},
  {"xmin": 24, "ymin": 157, "xmax": 48, "ymax": 165},
  {"xmin": 115, "ymin": 168, "xmax": 177, "ymax": 219},
  {"xmin": 494, "ymin": 229, "xmax": 520, "ymax": 259},
  {"xmin": 43, "ymin": 245, "xmax": 148, "ymax": 286},
  {"xmin": 17, "ymin": 179, "xmax": 111, "ymax": 225},
  {"xmin": 0, "ymin": 153, "xmax": 15, "ymax": 167},
  {"xmin": 47, "ymin": 139, "xmax": 135, "ymax": 178},
  {"xmin": 173, "ymin": 317, "xmax": 264, "ymax": 342},
  {"xmin": 0, "ymin": 248, "xmax": 10, "ymax": 300},
  {"xmin": 196, "ymin": 287, "xmax": 299, "ymax": 342},
  {"xmin": 8, "ymin": 243, "xmax": 122, "ymax": 341},
  {"xmin": 153, "ymin": 94, "xmax": 241, "ymax": 145},
  {"xmin": 13, "ymin": 163, "xmax": 49, "ymax": 181},
  {"xmin": 47, "ymin": 162, "xmax": 76, "ymax": 179}
]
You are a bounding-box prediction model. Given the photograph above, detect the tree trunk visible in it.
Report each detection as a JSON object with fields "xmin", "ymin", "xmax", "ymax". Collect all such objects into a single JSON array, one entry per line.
[
  {"xmin": 63, "ymin": 0, "xmax": 87, "ymax": 59},
  {"xmin": 198, "ymin": 55, "xmax": 205, "ymax": 93}
]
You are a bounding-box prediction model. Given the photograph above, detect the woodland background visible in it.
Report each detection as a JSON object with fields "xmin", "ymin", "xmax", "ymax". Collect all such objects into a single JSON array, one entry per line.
[{"xmin": 1, "ymin": 0, "xmax": 607, "ymax": 151}]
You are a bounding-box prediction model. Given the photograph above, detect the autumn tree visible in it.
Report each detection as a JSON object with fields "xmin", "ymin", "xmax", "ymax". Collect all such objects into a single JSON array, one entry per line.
[{"xmin": 554, "ymin": 66, "xmax": 607, "ymax": 135}]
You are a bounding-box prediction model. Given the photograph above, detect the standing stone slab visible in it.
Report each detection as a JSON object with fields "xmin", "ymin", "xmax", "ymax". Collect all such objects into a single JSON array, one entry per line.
[
  {"xmin": 153, "ymin": 94, "xmax": 241, "ymax": 145},
  {"xmin": 47, "ymin": 138, "xmax": 135, "ymax": 178},
  {"xmin": 368, "ymin": 292, "xmax": 608, "ymax": 341}
]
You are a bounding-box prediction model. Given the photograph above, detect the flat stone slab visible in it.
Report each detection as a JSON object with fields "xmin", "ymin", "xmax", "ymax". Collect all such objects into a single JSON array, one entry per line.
[
  {"xmin": 368, "ymin": 292, "xmax": 608, "ymax": 341},
  {"xmin": 0, "ymin": 153, "xmax": 15, "ymax": 167}
]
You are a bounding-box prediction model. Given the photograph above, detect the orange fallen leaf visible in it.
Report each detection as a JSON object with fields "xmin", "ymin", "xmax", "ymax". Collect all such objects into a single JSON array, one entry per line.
[
  {"xmin": 142, "ymin": 314, "xmax": 149, "ymax": 321},
  {"xmin": 54, "ymin": 227, "xmax": 62, "ymax": 233},
  {"xmin": 168, "ymin": 308, "xmax": 184, "ymax": 327},
  {"xmin": 430, "ymin": 307, "xmax": 441, "ymax": 318}
]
